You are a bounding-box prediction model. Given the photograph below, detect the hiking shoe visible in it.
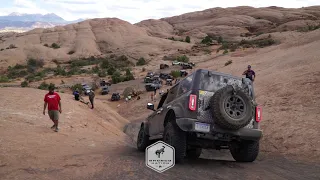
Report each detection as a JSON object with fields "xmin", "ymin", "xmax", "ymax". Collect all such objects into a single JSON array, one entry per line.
[
  {"xmin": 51, "ymin": 125, "xmax": 56, "ymax": 129},
  {"xmin": 54, "ymin": 127, "xmax": 59, "ymax": 132}
]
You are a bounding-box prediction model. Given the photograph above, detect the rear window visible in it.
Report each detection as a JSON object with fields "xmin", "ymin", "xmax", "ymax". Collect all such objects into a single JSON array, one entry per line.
[{"xmin": 199, "ymin": 71, "xmax": 243, "ymax": 92}]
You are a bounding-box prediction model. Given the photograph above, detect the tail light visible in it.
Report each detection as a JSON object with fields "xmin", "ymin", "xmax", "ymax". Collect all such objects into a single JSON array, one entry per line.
[
  {"xmin": 255, "ymin": 106, "xmax": 262, "ymax": 122},
  {"xmin": 189, "ymin": 94, "xmax": 197, "ymax": 111}
]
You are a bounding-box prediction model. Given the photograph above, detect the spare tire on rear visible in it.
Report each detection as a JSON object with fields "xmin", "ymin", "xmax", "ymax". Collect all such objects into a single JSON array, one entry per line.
[{"xmin": 210, "ymin": 85, "xmax": 254, "ymax": 130}]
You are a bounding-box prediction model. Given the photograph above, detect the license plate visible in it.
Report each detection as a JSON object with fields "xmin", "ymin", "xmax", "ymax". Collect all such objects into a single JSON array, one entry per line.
[{"xmin": 195, "ymin": 122, "xmax": 210, "ymax": 133}]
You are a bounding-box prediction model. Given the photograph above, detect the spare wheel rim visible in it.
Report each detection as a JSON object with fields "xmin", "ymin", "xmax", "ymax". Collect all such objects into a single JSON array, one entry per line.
[{"xmin": 223, "ymin": 95, "xmax": 247, "ymax": 120}]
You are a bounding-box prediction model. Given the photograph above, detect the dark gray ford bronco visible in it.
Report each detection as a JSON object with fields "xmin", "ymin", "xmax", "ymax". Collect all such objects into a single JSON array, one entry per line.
[{"xmin": 137, "ymin": 69, "xmax": 262, "ymax": 163}]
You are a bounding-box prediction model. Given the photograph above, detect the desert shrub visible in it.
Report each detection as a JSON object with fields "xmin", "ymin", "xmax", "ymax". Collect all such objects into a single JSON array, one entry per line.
[
  {"xmin": 238, "ymin": 37, "xmax": 275, "ymax": 48},
  {"xmin": 201, "ymin": 36, "xmax": 212, "ymax": 45},
  {"xmin": 225, "ymin": 60, "xmax": 232, "ymax": 66},
  {"xmin": 185, "ymin": 36, "xmax": 191, "ymax": 43},
  {"xmin": 124, "ymin": 69, "xmax": 134, "ymax": 81},
  {"xmin": 0, "ymin": 48, "xmax": 4, "ymax": 51},
  {"xmin": 51, "ymin": 43, "xmax": 60, "ymax": 49},
  {"xmin": 142, "ymin": 67, "xmax": 146, "ymax": 72},
  {"xmin": 107, "ymin": 67, "xmax": 116, "ymax": 75},
  {"xmin": 256, "ymin": 39, "xmax": 276, "ymax": 47},
  {"xmin": 7, "ymin": 69, "xmax": 28, "ymax": 79},
  {"xmin": 223, "ymin": 50, "xmax": 229, "ymax": 54},
  {"xmin": 54, "ymin": 65, "xmax": 67, "ymax": 76},
  {"xmin": 0, "ymin": 75, "xmax": 9, "ymax": 83},
  {"xmin": 71, "ymin": 83, "xmax": 83, "ymax": 94},
  {"xmin": 136, "ymin": 57, "xmax": 146, "ymax": 66},
  {"xmin": 44, "ymin": 44, "xmax": 49, "ymax": 47},
  {"xmin": 98, "ymin": 70, "xmax": 107, "ymax": 77},
  {"xmin": 27, "ymin": 58, "xmax": 44, "ymax": 68},
  {"xmin": 9, "ymin": 44, "xmax": 17, "ymax": 49},
  {"xmin": 111, "ymin": 71, "xmax": 123, "ymax": 84},
  {"xmin": 38, "ymin": 82, "xmax": 55, "ymax": 90},
  {"xmin": 168, "ymin": 37, "xmax": 175, "ymax": 41},
  {"xmin": 91, "ymin": 66, "xmax": 100, "ymax": 74},
  {"xmin": 176, "ymin": 55, "xmax": 189, "ymax": 63},
  {"xmin": 21, "ymin": 81, "xmax": 29, "ymax": 87},
  {"xmin": 68, "ymin": 50, "xmax": 75, "ymax": 55},
  {"xmin": 170, "ymin": 70, "xmax": 181, "ymax": 78},
  {"xmin": 217, "ymin": 36, "xmax": 223, "ymax": 43},
  {"xmin": 255, "ymin": 32, "xmax": 263, "ymax": 36},
  {"xmin": 100, "ymin": 59, "xmax": 110, "ymax": 69}
]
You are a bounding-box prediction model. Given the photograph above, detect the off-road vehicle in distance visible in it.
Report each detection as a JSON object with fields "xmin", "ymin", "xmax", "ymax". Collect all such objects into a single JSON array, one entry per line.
[{"xmin": 137, "ymin": 69, "xmax": 262, "ymax": 163}]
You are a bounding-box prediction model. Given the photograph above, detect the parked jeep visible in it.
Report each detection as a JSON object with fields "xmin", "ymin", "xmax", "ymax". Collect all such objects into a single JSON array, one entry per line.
[
  {"xmin": 111, "ymin": 92, "xmax": 121, "ymax": 101},
  {"xmin": 101, "ymin": 86, "xmax": 109, "ymax": 95},
  {"xmin": 137, "ymin": 69, "xmax": 262, "ymax": 163},
  {"xmin": 145, "ymin": 82, "xmax": 162, "ymax": 91}
]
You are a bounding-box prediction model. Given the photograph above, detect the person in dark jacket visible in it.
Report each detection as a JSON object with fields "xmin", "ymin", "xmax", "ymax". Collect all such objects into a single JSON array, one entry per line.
[
  {"xmin": 242, "ymin": 65, "xmax": 256, "ymax": 82},
  {"xmin": 88, "ymin": 90, "xmax": 95, "ymax": 109},
  {"xmin": 73, "ymin": 89, "xmax": 80, "ymax": 101}
]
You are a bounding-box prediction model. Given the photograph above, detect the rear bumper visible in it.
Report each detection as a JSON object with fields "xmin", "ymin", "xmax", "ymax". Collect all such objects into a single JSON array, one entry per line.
[{"xmin": 176, "ymin": 118, "xmax": 262, "ymax": 141}]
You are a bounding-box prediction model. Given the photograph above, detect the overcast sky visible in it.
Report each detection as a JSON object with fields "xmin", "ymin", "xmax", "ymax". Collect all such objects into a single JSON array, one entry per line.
[{"xmin": 0, "ymin": 0, "xmax": 319, "ymax": 23}]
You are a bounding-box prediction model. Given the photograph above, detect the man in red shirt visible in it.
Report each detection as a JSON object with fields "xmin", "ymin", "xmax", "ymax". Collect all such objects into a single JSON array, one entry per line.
[{"xmin": 43, "ymin": 85, "xmax": 62, "ymax": 132}]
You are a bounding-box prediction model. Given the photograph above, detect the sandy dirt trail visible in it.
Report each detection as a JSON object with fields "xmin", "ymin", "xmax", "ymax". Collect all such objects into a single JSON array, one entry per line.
[{"xmin": 0, "ymin": 87, "xmax": 319, "ymax": 180}]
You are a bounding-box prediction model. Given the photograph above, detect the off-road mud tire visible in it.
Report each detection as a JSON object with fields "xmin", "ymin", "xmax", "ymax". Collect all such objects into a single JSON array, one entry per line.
[
  {"xmin": 163, "ymin": 122, "xmax": 187, "ymax": 163},
  {"xmin": 210, "ymin": 85, "xmax": 254, "ymax": 130},
  {"xmin": 137, "ymin": 125, "xmax": 150, "ymax": 152},
  {"xmin": 186, "ymin": 148, "xmax": 202, "ymax": 159},
  {"xmin": 229, "ymin": 140, "xmax": 259, "ymax": 162}
]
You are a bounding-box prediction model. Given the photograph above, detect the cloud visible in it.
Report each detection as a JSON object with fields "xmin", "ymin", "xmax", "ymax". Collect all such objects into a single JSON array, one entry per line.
[{"xmin": 2, "ymin": 0, "xmax": 319, "ymax": 23}]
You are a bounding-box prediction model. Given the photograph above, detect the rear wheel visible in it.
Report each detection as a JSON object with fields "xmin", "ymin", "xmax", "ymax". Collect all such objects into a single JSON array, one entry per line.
[
  {"xmin": 229, "ymin": 140, "xmax": 259, "ymax": 162},
  {"xmin": 137, "ymin": 125, "xmax": 150, "ymax": 151},
  {"xmin": 186, "ymin": 148, "xmax": 202, "ymax": 159},
  {"xmin": 163, "ymin": 122, "xmax": 186, "ymax": 163}
]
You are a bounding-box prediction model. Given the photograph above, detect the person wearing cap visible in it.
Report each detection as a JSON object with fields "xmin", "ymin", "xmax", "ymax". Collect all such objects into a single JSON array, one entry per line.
[
  {"xmin": 43, "ymin": 85, "xmax": 62, "ymax": 132},
  {"xmin": 242, "ymin": 65, "xmax": 256, "ymax": 82}
]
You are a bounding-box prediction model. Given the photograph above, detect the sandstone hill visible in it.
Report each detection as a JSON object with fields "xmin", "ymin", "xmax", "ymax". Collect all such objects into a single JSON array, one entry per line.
[{"xmin": 137, "ymin": 6, "xmax": 320, "ymax": 41}]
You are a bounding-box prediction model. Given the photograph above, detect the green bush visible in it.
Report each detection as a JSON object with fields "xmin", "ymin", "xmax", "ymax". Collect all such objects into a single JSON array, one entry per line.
[
  {"xmin": 27, "ymin": 59, "xmax": 44, "ymax": 70},
  {"xmin": 21, "ymin": 81, "xmax": 29, "ymax": 87},
  {"xmin": 136, "ymin": 57, "xmax": 146, "ymax": 66},
  {"xmin": 107, "ymin": 67, "xmax": 116, "ymax": 75},
  {"xmin": 98, "ymin": 70, "xmax": 107, "ymax": 77},
  {"xmin": 0, "ymin": 75, "xmax": 9, "ymax": 83},
  {"xmin": 201, "ymin": 36, "xmax": 213, "ymax": 45},
  {"xmin": 217, "ymin": 36, "xmax": 223, "ymax": 43},
  {"xmin": 91, "ymin": 66, "xmax": 100, "ymax": 74},
  {"xmin": 124, "ymin": 69, "xmax": 134, "ymax": 81},
  {"xmin": 170, "ymin": 70, "xmax": 181, "ymax": 78},
  {"xmin": 38, "ymin": 82, "xmax": 51, "ymax": 90},
  {"xmin": 225, "ymin": 60, "xmax": 232, "ymax": 66},
  {"xmin": 51, "ymin": 43, "xmax": 60, "ymax": 49},
  {"xmin": 68, "ymin": 50, "xmax": 75, "ymax": 55},
  {"xmin": 54, "ymin": 65, "xmax": 67, "ymax": 76},
  {"xmin": 100, "ymin": 59, "xmax": 110, "ymax": 69},
  {"xmin": 223, "ymin": 50, "xmax": 229, "ymax": 54},
  {"xmin": 176, "ymin": 55, "xmax": 189, "ymax": 63},
  {"xmin": 111, "ymin": 71, "xmax": 123, "ymax": 84},
  {"xmin": 185, "ymin": 36, "xmax": 191, "ymax": 43}
]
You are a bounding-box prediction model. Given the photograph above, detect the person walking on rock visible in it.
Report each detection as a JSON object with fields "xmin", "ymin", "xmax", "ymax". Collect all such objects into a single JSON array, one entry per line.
[
  {"xmin": 88, "ymin": 90, "xmax": 95, "ymax": 109},
  {"xmin": 43, "ymin": 85, "xmax": 62, "ymax": 132}
]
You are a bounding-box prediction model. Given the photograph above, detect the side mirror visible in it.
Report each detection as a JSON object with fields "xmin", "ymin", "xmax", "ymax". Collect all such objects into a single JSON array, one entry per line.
[{"xmin": 147, "ymin": 103, "xmax": 155, "ymax": 111}]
